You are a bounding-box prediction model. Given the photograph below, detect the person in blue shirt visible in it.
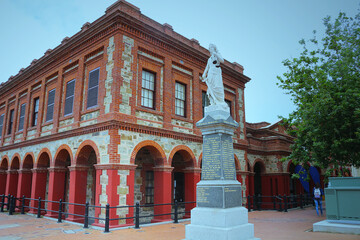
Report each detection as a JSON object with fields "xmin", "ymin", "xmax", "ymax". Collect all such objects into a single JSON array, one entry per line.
[{"xmin": 313, "ymin": 183, "xmax": 324, "ymax": 216}]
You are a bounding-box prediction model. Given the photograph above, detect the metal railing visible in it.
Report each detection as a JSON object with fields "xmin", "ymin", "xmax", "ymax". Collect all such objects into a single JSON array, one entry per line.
[
  {"xmin": 247, "ymin": 193, "xmax": 314, "ymax": 212},
  {"xmin": 0, "ymin": 194, "xmax": 195, "ymax": 232}
]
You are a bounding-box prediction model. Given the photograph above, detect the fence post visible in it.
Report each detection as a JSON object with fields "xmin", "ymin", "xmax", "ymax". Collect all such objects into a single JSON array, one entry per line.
[
  {"xmin": 300, "ymin": 194, "xmax": 303, "ymax": 209},
  {"xmin": 84, "ymin": 202, "xmax": 89, "ymax": 228},
  {"xmin": 247, "ymin": 196, "xmax": 251, "ymax": 212},
  {"xmin": 21, "ymin": 195, "xmax": 25, "ymax": 214},
  {"xmin": 284, "ymin": 195, "xmax": 288, "ymax": 212},
  {"xmin": 134, "ymin": 202, "xmax": 140, "ymax": 229},
  {"xmin": 0, "ymin": 195, "xmax": 4, "ymax": 212},
  {"xmin": 104, "ymin": 204, "xmax": 110, "ymax": 233},
  {"xmin": 174, "ymin": 200, "xmax": 178, "ymax": 224},
  {"xmin": 37, "ymin": 197, "xmax": 42, "ymax": 218},
  {"xmin": 258, "ymin": 195, "xmax": 262, "ymax": 211},
  {"xmin": 57, "ymin": 199, "xmax": 63, "ymax": 223},
  {"xmin": 279, "ymin": 196, "xmax": 283, "ymax": 212},
  {"xmin": 6, "ymin": 194, "xmax": 10, "ymax": 211},
  {"xmin": 9, "ymin": 196, "xmax": 13, "ymax": 215},
  {"xmin": 272, "ymin": 196, "xmax": 276, "ymax": 210}
]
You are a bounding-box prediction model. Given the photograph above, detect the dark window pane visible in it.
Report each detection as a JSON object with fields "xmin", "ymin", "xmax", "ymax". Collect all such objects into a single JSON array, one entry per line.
[
  {"xmin": 46, "ymin": 89, "xmax": 55, "ymax": 122},
  {"xmin": 18, "ymin": 103, "xmax": 26, "ymax": 131},
  {"xmin": 8, "ymin": 109, "xmax": 14, "ymax": 134},
  {"xmin": 64, "ymin": 80, "xmax": 75, "ymax": 116},
  {"xmin": 0, "ymin": 114, "xmax": 4, "ymax": 137},
  {"xmin": 32, "ymin": 98, "xmax": 39, "ymax": 126},
  {"xmin": 64, "ymin": 96, "xmax": 74, "ymax": 116},
  {"xmin": 89, "ymin": 68, "xmax": 99, "ymax": 89},
  {"xmin": 87, "ymin": 87, "xmax": 98, "ymax": 109}
]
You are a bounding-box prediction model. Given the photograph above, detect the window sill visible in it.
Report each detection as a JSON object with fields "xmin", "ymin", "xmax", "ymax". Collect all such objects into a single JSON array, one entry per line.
[
  {"xmin": 172, "ymin": 114, "xmax": 192, "ymax": 123},
  {"xmin": 27, "ymin": 126, "xmax": 37, "ymax": 131},
  {"xmin": 81, "ymin": 106, "xmax": 100, "ymax": 115},
  {"xmin": 42, "ymin": 121, "xmax": 53, "ymax": 127},
  {"xmin": 59, "ymin": 114, "xmax": 74, "ymax": 122},
  {"xmin": 135, "ymin": 106, "xmax": 164, "ymax": 117}
]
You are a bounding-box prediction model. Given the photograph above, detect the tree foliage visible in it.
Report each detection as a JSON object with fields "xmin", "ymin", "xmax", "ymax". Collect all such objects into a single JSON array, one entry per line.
[{"xmin": 277, "ymin": 11, "xmax": 360, "ymax": 175}]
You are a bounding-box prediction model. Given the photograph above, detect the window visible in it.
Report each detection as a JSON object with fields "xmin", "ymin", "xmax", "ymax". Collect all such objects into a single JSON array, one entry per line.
[
  {"xmin": 0, "ymin": 114, "xmax": 4, "ymax": 138},
  {"xmin": 32, "ymin": 97, "xmax": 39, "ymax": 127},
  {"xmin": 175, "ymin": 82, "xmax": 186, "ymax": 117},
  {"xmin": 141, "ymin": 70, "xmax": 155, "ymax": 109},
  {"xmin": 87, "ymin": 68, "xmax": 99, "ymax": 109},
  {"xmin": 64, "ymin": 79, "xmax": 75, "ymax": 116},
  {"xmin": 202, "ymin": 91, "xmax": 210, "ymax": 117},
  {"xmin": 18, "ymin": 103, "xmax": 26, "ymax": 131},
  {"xmin": 8, "ymin": 109, "xmax": 14, "ymax": 135},
  {"xmin": 46, "ymin": 89, "xmax": 56, "ymax": 122},
  {"xmin": 145, "ymin": 171, "xmax": 154, "ymax": 204},
  {"xmin": 225, "ymin": 99, "xmax": 232, "ymax": 117}
]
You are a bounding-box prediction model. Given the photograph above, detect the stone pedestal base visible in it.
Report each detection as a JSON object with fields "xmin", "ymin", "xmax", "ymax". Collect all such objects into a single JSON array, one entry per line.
[
  {"xmin": 313, "ymin": 220, "xmax": 360, "ymax": 235},
  {"xmin": 185, "ymin": 207, "xmax": 260, "ymax": 240}
]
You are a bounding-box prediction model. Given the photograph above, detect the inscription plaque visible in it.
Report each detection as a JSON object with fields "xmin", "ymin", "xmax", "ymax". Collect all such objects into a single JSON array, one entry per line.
[
  {"xmin": 197, "ymin": 185, "xmax": 242, "ymax": 208},
  {"xmin": 202, "ymin": 133, "xmax": 236, "ymax": 180}
]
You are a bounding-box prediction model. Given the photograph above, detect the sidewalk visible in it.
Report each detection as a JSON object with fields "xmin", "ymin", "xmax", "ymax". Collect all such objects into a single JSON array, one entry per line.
[{"xmin": 0, "ymin": 207, "xmax": 359, "ymax": 240}]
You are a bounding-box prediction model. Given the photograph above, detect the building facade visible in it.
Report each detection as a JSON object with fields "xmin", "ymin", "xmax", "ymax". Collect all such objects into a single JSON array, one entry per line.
[{"xmin": 0, "ymin": 0, "xmax": 311, "ymax": 227}]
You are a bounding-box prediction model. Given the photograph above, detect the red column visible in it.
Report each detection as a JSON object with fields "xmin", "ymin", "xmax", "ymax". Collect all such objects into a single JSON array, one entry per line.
[
  {"xmin": 0, "ymin": 170, "xmax": 7, "ymax": 195},
  {"xmin": 184, "ymin": 168, "xmax": 201, "ymax": 218},
  {"xmin": 248, "ymin": 173, "xmax": 254, "ymax": 196},
  {"xmin": 66, "ymin": 166, "xmax": 88, "ymax": 223},
  {"xmin": 5, "ymin": 170, "xmax": 18, "ymax": 197},
  {"xmin": 152, "ymin": 166, "xmax": 173, "ymax": 223},
  {"xmin": 16, "ymin": 169, "xmax": 32, "ymax": 210},
  {"xmin": 45, "ymin": 167, "xmax": 67, "ymax": 218},
  {"xmin": 29, "ymin": 168, "xmax": 48, "ymax": 214}
]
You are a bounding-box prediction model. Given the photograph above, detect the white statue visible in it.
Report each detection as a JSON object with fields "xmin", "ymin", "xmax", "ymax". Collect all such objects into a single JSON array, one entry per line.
[{"xmin": 201, "ymin": 44, "xmax": 229, "ymax": 112}]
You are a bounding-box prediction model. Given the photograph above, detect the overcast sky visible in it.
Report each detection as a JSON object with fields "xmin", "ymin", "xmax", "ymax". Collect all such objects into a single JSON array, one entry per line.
[{"xmin": 0, "ymin": 0, "xmax": 358, "ymax": 124}]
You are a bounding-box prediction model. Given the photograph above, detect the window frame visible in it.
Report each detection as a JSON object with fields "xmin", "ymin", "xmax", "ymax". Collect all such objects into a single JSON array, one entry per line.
[
  {"xmin": 32, "ymin": 97, "xmax": 40, "ymax": 127},
  {"xmin": 0, "ymin": 113, "xmax": 4, "ymax": 138},
  {"xmin": 45, "ymin": 89, "xmax": 56, "ymax": 122},
  {"xmin": 174, "ymin": 81, "xmax": 186, "ymax": 117},
  {"xmin": 86, "ymin": 67, "xmax": 100, "ymax": 110},
  {"xmin": 64, "ymin": 79, "xmax": 76, "ymax": 117},
  {"xmin": 141, "ymin": 69, "xmax": 156, "ymax": 109},
  {"xmin": 8, "ymin": 109, "xmax": 14, "ymax": 135},
  {"xmin": 18, "ymin": 103, "xmax": 26, "ymax": 131},
  {"xmin": 145, "ymin": 170, "xmax": 154, "ymax": 204}
]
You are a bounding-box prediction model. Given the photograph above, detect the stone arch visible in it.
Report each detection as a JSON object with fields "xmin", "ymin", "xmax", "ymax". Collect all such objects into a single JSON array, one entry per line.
[
  {"xmin": 253, "ymin": 159, "xmax": 266, "ymax": 174},
  {"xmin": 10, "ymin": 154, "xmax": 21, "ymax": 169},
  {"xmin": 234, "ymin": 154, "xmax": 241, "ymax": 170},
  {"xmin": 53, "ymin": 145, "xmax": 73, "ymax": 167},
  {"xmin": 130, "ymin": 140, "xmax": 167, "ymax": 166},
  {"xmin": 0, "ymin": 156, "xmax": 9, "ymax": 170},
  {"xmin": 22, "ymin": 152, "xmax": 35, "ymax": 169},
  {"xmin": 198, "ymin": 153, "xmax": 203, "ymax": 168},
  {"xmin": 74, "ymin": 140, "xmax": 100, "ymax": 165},
  {"xmin": 36, "ymin": 150, "xmax": 51, "ymax": 169},
  {"xmin": 168, "ymin": 145, "xmax": 196, "ymax": 168}
]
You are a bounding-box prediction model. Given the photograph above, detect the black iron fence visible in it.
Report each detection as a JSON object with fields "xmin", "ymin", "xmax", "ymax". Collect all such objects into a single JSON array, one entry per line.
[
  {"xmin": 0, "ymin": 194, "xmax": 195, "ymax": 232},
  {"xmin": 247, "ymin": 194, "xmax": 314, "ymax": 212}
]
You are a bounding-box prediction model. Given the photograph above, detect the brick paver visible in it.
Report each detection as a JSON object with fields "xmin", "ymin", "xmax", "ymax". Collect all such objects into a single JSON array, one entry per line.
[{"xmin": 0, "ymin": 207, "xmax": 359, "ymax": 240}]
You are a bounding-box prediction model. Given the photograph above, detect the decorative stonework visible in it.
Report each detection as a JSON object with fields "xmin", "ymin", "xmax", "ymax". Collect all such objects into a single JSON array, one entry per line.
[
  {"xmin": 238, "ymin": 88, "xmax": 245, "ymax": 140},
  {"xmin": 172, "ymin": 119, "xmax": 193, "ymax": 129},
  {"xmin": 104, "ymin": 36, "xmax": 115, "ymax": 114},
  {"xmin": 59, "ymin": 118, "xmax": 74, "ymax": 128},
  {"xmin": 116, "ymin": 169, "xmax": 129, "ymax": 224},
  {"xmin": 136, "ymin": 110, "xmax": 163, "ymax": 123},
  {"xmin": 119, "ymin": 35, "xmax": 134, "ymax": 115},
  {"xmin": 136, "ymin": 119, "xmax": 163, "ymax": 128},
  {"xmin": 118, "ymin": 130, "xmax": 202, "ymax": 165},
  {"xmin": 99, "ymin": 169, "xmax": 108, "ymax": 224}
]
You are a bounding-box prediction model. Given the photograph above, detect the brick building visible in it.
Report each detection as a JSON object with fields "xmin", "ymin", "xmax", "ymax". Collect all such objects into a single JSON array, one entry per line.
[{"xmin": 0, "ymin": 0, "xmax": 309, "ymax": 227}]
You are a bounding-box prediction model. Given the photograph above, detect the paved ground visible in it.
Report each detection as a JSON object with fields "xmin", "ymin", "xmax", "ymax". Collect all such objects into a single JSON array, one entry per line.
[{"xmin": 0, "ymin": 207, "xmax": 359, "ymax": 240}]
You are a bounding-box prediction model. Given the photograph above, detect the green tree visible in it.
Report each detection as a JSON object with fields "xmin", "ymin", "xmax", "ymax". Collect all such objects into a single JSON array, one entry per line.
[{"xmin": 277, "ymin": 11, "xmax": 360, "ymax": 177}]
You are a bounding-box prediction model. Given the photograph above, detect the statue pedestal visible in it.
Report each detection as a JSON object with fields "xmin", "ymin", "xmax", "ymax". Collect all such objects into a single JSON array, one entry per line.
[{"xmin": 185, "ymin": 110, "xmax": 259, "ymax": 240}]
